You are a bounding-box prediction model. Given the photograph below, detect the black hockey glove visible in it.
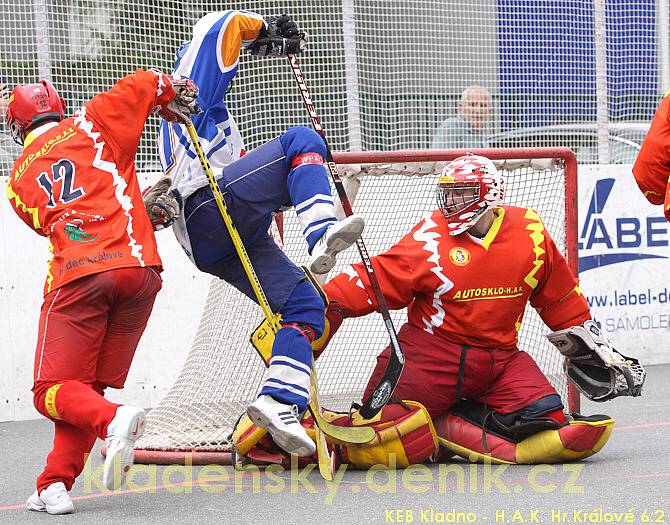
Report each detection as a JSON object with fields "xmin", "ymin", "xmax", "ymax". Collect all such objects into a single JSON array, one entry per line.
[{"xmin": 246, "ymin": 14, "xmax": 306, "ymax": 57}]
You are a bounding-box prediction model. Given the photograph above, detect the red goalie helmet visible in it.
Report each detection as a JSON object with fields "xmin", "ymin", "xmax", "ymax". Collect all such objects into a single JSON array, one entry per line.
[
  {"xmin": 5, "ymin": 80, "xmax": 66, "ymax": 145},
  {"xmin": 436, "ymin": 154, "xmax": 504, "ymax": 236}
]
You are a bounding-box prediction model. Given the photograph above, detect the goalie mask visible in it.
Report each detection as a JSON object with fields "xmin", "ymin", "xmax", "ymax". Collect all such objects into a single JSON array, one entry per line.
[
  {"xmin": 547, "ymin": 320, "xmax": 646, "ymax": 402},
  {"xmin": 436, "ymin": 154, "xmax": 504, "ymax": 236},
  {"xmin": 5, "ymin": 80, "xmax": 66, "ymax": 145}
]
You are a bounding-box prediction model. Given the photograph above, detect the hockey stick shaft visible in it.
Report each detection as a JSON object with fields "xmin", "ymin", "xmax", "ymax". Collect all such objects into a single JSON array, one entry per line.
[
  {"xmin": 287, "ymin": 54, "xmax": 405, "ymax": 419},
  {"xmin": 185, "ymin": 120, "xmax": 373, "ymax": 449},
  {"xmin": 185, "ymin": 121, "xmax": 281, "ymax": 333}
]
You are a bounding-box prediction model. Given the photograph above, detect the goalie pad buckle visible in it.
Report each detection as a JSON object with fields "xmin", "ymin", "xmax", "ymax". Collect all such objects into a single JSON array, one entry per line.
[{"xmin": 547, "ymin": 320, "xmax": 645, "ymax": 401}]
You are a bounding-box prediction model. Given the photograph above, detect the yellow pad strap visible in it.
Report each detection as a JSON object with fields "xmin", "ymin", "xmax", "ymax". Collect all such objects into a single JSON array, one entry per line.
[
  {"xmin": 438, "ymin": 437, "xmax": 515, "ymax": 465},
  {"xmin": 44, "ymin": 383, "xmax": 63, "ymax": 420}
]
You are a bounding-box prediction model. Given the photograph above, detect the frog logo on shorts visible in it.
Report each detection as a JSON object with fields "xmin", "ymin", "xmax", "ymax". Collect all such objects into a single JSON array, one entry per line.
[
  {"xmin": 449, "ymin": 247, "xmax": 471, "ymax": 266},
  {"xmin": 64, "ymin": 219, "xmax": 97, "ymax": 243}
]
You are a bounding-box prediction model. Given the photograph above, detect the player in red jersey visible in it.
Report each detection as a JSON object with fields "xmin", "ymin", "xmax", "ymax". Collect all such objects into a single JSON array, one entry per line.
[
  {"xmin": 234, "ymin": 154, "xmax": 645, "ymax": 467},
  {"xmin": 5, "ymin": 69, "xmax": 199, "ymax": 513},
  {"xmin": 307, "ymin": 154, "xmax": 643, "ymax": 465},
  {"xmin": 633, "ymin": 92, "xmax": 670, "ymax": 221}
]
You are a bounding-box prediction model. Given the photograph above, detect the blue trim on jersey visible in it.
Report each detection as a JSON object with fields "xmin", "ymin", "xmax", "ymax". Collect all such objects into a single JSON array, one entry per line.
[
  {"xmin": 207, "ymin": 132, "xmax": 231, "ymax": 159},
  {"xmin": 159, "ymin": 121, "xmax": 175, "ymax": 173},
  {"xmin": 173, "ymin": 125, "xmax": 197, "ymax": 159}
]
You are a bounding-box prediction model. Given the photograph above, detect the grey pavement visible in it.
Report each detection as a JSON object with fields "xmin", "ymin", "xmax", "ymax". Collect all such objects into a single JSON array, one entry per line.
[{"xmin": 0, "ymin": 365, "xmax": 668, "ymax": 525}]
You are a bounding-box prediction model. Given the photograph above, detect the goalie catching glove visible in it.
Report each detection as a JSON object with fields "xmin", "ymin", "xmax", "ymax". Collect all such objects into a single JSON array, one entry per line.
[
  {"xmin": 142, "ymin": 177, "xmax": 183, "ymax": 231},
  {"xmin": 547, "ymin": 320, "xmax": 645, "ymax": 401},
  {"xmin": 246, "ymin": 14, "xmax": 307, "ymax": 57}
]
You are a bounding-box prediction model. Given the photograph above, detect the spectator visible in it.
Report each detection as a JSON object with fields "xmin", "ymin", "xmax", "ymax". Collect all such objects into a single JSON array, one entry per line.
[{"xmin": 431, "ymin": 85, "xmax": 492, "ymax": 149}]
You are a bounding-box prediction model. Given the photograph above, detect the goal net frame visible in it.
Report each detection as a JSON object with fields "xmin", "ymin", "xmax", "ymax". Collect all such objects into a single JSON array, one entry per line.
[{"xmin": 132, "ymin": 146, "xmax": 579, "ymax": 466}]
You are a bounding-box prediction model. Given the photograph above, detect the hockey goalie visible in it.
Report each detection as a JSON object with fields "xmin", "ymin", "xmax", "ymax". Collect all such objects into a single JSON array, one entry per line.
[{"xmin": 235, "ymin": 154, "xmax": 645, "ymax": 468}]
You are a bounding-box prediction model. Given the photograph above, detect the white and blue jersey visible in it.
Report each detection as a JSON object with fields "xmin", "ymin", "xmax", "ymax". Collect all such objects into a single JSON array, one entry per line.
[
  {"xmin": 158, "ymin": 10, "xmax": 265, "ymax": 259},
  {"xmin": 157, "ymin": 10, "xmax": 339, "ymax": 413}
]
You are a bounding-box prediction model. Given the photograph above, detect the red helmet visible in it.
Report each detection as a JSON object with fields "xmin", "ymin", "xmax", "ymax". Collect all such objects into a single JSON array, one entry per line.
[
  {"xmin": 436, "ymin": 154, "xmax": 504, "ymax": 236},
  {"xmin": 5, "ymin": 80, "xmax": 66, "ymax": 145}
]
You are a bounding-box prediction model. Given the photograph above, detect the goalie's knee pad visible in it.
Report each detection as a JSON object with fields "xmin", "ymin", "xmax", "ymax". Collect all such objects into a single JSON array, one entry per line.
[
  {"xmin": 434, "ymin": 400, "xmax": 614, "ymax": 464},
  {"xmin": 233, "ymin": 401, "xmax": 438, "ymax": 469}
]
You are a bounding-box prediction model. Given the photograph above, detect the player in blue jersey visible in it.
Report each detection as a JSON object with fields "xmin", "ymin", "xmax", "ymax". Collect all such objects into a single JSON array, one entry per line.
[{"xmin": 147, "ymin": 11, "xmax": 364, "ymax": 457}]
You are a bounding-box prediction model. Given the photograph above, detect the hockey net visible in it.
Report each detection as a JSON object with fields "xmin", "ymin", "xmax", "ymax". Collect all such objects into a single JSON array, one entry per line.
[{"xmin": 134, "ymin": 147, "xmax": 578, "ymax": 464}]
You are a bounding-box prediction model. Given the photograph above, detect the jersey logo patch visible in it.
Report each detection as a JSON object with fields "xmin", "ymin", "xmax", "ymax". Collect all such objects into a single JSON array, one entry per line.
[
  {"xmin": 449, "ymin": 247, "xmax": 471, "ymax": 266},
  {"xmin": 64, "ymin": 219, "xmax": 97, "ymax": 243}
]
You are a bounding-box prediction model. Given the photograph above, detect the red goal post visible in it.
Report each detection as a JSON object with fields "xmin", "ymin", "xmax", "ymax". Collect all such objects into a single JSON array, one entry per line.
[{"xmin": 132, "ymin": 147, "xmax": 579, "ymax": 465}]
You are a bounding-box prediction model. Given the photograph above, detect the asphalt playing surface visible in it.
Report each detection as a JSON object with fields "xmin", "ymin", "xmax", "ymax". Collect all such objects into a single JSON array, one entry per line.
[{"xmin": 0, "ymin": 365, "xmax": 668, "ymax": 525}]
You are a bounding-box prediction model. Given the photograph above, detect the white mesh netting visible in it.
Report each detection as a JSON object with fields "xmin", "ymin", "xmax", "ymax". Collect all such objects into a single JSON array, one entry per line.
[
  {"xmin": 0, "ymin": 0, "xmax": 663, "ymax": 173},
  {"xmin": 135, "ymin": 151, "xmax": 576, "ymax": 453},
  {"xmin": 0, "ymin": 1, "xmax": 605, "ymax": 454}
]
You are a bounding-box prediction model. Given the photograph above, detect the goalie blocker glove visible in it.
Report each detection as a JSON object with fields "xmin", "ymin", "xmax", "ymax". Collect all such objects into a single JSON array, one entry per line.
[
  {"xmin": 547, "ymin": 320, "xmax": 646, "ymax": 401},
  {"xmin": 246, "ymin": 14, "xmax": 307, "ymax": 57}
]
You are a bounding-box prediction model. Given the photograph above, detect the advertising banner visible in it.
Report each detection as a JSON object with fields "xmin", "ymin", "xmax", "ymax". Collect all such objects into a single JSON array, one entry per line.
[{"xmin": 578, "ymin": 165, "xmax": 669, "ymax": 364}]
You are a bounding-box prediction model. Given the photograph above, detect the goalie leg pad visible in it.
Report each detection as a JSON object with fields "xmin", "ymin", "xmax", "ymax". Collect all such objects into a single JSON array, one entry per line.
[
  {"xmin": 232, "ymin": 414, "xmax": 270, "ymax": 457},
  {"xmin": 321, "ymin": 401, "xmax": 438, "ymax": 469},
  {"xmin": 434, "ymin": 400, "xmax": 615, "ymax": 464},
  {"xmin": 235, "ymin": 401, "xmax": 438, "ymax": 469},
  {"xmin": 516, "ymin": 414, "xmax": 614, "ymax": 464}
]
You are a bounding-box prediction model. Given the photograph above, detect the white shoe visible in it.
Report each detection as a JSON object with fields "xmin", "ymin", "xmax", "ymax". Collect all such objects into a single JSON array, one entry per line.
[
  {"xmin": 308, "ymin": 215, "xmax": 365, "ymax": 275},
  {"xmin": 26, "ymin": 482, "xmax": 74, "ymax": 514},
  {"xmin": 247, "ymin": 395, "xmax": 316, "ymax": 456},
  {"xmin": 103, "ymin": 406, "xmax": 146, "ymax": 490}
]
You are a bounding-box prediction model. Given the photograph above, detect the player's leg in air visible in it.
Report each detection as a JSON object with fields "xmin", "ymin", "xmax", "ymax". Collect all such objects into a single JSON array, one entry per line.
[
  {"xmin": 276, "ymin": 126, "xmax": 365, "ymax": 275},
  {"xmin": 180, "ymin": 125, "xmax": 364, "ymax": 455}
]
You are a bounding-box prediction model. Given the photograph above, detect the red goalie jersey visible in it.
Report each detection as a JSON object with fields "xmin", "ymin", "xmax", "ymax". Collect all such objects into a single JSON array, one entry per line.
[
  {"xmin": 324, "ymin": 205, "xmax": 590, "ymax": 349},
  {"xmin": 6, "ymin": 69, "xmax": 177, "ymax": 295}
]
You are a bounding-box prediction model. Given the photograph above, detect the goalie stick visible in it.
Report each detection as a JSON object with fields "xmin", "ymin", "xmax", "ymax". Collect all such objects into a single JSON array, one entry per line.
[
  {"xmin": 183, "ymin": 121, "xmax": 374, "ymax": 461},
  {"xmin": 287, "ymin": 54, "xmax": 405, "ymax": 419}
]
